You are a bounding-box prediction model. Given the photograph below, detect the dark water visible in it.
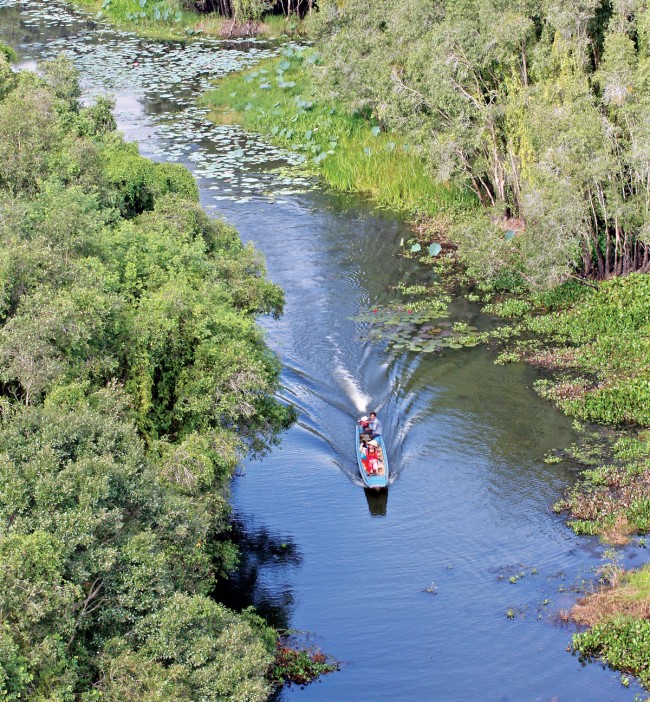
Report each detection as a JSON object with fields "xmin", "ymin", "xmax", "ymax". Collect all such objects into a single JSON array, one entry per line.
[{"xmin": 2, "ymin": 3, "xmax": 648, "ymax": 699}]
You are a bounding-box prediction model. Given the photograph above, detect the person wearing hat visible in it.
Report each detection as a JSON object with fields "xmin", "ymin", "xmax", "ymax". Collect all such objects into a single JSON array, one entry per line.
[{"xmin": 364, "ymin": 440, "xmax": 380, "ymax": 474}]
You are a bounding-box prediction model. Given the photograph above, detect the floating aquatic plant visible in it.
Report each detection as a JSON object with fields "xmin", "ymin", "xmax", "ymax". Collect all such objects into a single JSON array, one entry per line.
[{"xmin": 353, "ymin": 304, "xmax": 482, "ymax": 353}]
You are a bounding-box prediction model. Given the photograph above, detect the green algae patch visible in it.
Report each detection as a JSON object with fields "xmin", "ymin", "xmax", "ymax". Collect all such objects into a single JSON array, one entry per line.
[{"xmin": 201, "ymin": 48, "xmax": 475, "ymax": 216}]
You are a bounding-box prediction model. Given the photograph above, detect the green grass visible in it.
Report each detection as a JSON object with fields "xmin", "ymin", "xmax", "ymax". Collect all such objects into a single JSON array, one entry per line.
[
  {"xmin": 625, "ymin": 566, "xmax": 650, "ymax": 598},
  {"xmin": 572, "ymin": 564, "xmax": 650, "ymax": 690},
  {"xmin": 200, "ymin": 48, "xmax": 476, "ymax": 216},
  {"xmin": 487, "ymin": 275, "xmax": 650, "ymax": 427},
  {"xmin": 67, "ymin": 0, "xmax": 304, "ymax": 40}
]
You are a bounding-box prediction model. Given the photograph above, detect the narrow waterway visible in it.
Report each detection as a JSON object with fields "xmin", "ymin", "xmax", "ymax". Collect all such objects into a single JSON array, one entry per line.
[{"xmin": 2, "ymin": 3, "xmax": 648, "ymax": 699}]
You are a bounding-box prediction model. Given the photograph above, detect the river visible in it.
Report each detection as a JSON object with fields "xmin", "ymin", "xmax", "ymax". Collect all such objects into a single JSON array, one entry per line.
[{"xmin": 1, "ymin": 3, "xmax": 647, "ymax": 699}]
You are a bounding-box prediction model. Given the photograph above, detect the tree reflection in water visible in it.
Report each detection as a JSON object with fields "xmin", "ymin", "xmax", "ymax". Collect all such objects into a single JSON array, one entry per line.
[{"xmin": 215, "ymin": 514, "xmax": 302, "ymax": 631}]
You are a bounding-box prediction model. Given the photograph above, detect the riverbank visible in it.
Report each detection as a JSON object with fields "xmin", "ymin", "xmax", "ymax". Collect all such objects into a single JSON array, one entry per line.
[
  {"xmin": 479, "ymin": 275, "xmax": 650, "ymax": 689},
  {"xmin": 68, "ymin": 0, "xmax": 304, "ymax": 40},
  {"xmin": 200, "ymin": 49, "xmax": 475, "ymax": 216},
  {"xmin": 483, "ymin": 275, "xmax": 650, "ymax": 538},
  {"xmin": 571, "ymin": 563, "xmax": 650, "ymax": 690}
]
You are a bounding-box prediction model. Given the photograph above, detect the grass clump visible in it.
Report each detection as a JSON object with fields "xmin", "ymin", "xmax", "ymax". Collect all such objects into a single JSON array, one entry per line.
[
  {"xmin": 201, "ymin": 47, "xmax": 475, "ymax": 216},
  {"xmin": 485, "ymin": 274, "xmax": 650, "ymax": 427},
  {"xmin": 572, "ymin": 564, "xmax": 650, "ymax": 690},
  {"xmin": 482, "ymin": 275, "xmax": 650, "ymax": 541},
  {"xmin": 555, "ymin": 431, "xmax": 650, "ymax": 541}
]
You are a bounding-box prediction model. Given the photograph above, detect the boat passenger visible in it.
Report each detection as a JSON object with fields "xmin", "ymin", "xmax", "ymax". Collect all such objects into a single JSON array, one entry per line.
[
  {"xmin": 365, "ymin": 441, "xmax": 379, "ymax": 474},
  {"xmin": 358, "ymin": 415, "xmax": 371, "ymax": 442},
  {"xmin": 368, "ymin": 412, "xmax": 383, "ymax": 438}
]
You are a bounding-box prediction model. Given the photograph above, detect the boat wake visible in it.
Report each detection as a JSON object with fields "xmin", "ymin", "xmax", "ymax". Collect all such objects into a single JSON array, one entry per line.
[{"xmin": 328, "ymin": 335, "xmax": 372, "ymax": 414}]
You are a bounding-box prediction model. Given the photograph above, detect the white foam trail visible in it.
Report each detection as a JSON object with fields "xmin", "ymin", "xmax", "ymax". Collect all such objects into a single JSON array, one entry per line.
[
  {"xmin": 335, "ymin": 364, "xmax": 371, "ymax": 413},
  {"xmin": 326, "ymin": 334, "xmax": 372, "ymax": 413}
]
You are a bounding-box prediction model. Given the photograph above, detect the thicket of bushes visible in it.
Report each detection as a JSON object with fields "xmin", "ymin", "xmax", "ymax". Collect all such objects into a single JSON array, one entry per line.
[
  {"xmin": 311, "ymin": 0, "xmax": 650, "ymax": 289},
  {"xmin": 0, "ymin": 51, "xmax": 294, "ymax": 701}
]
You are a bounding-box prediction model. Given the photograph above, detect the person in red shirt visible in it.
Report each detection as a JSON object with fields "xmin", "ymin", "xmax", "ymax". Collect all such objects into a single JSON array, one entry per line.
[{"xmin": 364, "ymin": 441, "xmax": 379, "ymax": 474}]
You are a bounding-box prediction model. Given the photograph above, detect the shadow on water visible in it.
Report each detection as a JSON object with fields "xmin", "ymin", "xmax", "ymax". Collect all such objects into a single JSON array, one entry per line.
[
  {"xmin": 364, "ymin": 487, "xmax": 388, "ymax": 517},
  {"xmin": 215, "ymin": 515, "xmax": 301, "ymax": 631}
]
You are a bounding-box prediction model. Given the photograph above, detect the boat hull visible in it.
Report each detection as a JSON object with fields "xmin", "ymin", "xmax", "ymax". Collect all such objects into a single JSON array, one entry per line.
[{"xmin": 356, "ymin": 425, "xmax": 389, "ymax": 489}]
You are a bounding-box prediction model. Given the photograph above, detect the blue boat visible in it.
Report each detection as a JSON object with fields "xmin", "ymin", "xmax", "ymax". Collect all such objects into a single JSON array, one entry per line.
[{"xmin": 356, "ymin": 424, "xmax": 389, "ymax": 490}]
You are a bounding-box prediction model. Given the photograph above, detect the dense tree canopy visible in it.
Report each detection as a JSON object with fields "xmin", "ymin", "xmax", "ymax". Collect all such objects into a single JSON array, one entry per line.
[
  {"xmin": 0, "ymin": 50, "xmax": 293, "ymax": 701},
  {"xmin": 311, "ymin": 0, "xmax": 650, "ymax": 288}
]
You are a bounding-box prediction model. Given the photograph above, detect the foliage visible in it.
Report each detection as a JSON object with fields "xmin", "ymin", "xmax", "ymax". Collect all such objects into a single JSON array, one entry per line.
[
  {"xmin": 573, "ymin": 616, "xmax": 650, "ymax": 687},
  {"xmin": 201, "ymin": 50, "xmax": 475, "ymax": 216},
  {"xmin": 0, "ymin": 60, "xmax": 295, "ymax": 700},
  {"xmin": 0, "ymin": 41, "xmax": 17, "ymax": 63},
  {"xmin": 232, "ymin": 0, "xmax": 271, "ymax": 22},
  {"xmin": 488, "ymin": 275, "xmax": 650, "ymax": 427},
  {"xmin": 484, "ymin": 274, "xmax": 650, "ymax": 541},
  {"xmin": 310, "ymin": 0, "xmax": 650, "ymax": 287},
  {"xmin": 102, "ymin": 138, "xmax": 199, "ymax": 216},
  {"xmin": 526, "ymin": 275, "xmax": 650, "ymax": 426}
]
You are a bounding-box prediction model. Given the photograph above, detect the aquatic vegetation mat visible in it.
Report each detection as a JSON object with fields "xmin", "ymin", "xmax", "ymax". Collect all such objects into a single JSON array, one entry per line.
[{"xmin": 353, "ymin": 306, "xmax": 481, "ymax": 354}]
